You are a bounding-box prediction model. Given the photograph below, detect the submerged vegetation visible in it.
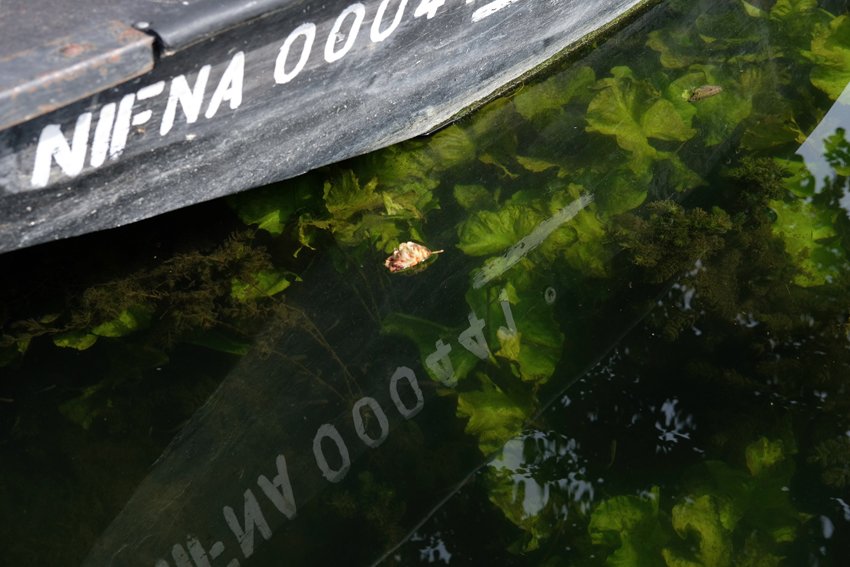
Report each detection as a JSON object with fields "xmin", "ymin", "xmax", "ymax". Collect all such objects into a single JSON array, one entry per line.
[
  {"xmin": 588, "ymin": 437, "xmax": 805, "ymax": 566},
  {"xmin": 3, "ymin": 0, "xmax": 850, "ymax": 564}
]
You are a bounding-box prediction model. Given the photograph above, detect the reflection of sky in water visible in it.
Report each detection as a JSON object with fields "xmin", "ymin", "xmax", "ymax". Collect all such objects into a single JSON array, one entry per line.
[
  {"xmin": 413, "ymin": 532, "xmax": 452, "ymax": 564},
  {"xmin": 654, "ymin": 398, "xmax": 695, "ymax": 454},
  {"xmin": 797, "ymin": 79, "xmax": 850, "ymax": 211},
  {"xmin": 489, "ymin": 431, "xmax": 595, "ymax": 519},
  {"xmin": 834, "ymin": 498, "xmax": 850, "ymax": 521}
]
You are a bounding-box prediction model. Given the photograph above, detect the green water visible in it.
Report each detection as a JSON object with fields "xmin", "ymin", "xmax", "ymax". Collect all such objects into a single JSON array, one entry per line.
[{"xmin": 4, "ymin": 0, "xmax": 850, "ymax": 564}]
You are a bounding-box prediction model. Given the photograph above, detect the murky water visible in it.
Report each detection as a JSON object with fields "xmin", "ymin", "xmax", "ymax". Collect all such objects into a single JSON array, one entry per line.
[{"xmin": 3, "ymin": 0, "xmax": 850, "ymax": 564}]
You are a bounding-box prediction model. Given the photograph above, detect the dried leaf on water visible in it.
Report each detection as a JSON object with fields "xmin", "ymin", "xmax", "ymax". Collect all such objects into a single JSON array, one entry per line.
[{"xmin": 384, "ymin": 242, "xmax": 444, "ymax": 273}]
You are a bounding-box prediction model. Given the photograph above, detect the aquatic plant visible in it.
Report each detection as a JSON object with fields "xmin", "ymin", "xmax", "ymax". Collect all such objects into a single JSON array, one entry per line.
[
  {"xmin": 589, "ymin": 438, "xmax": 806, "ymax": 566},
  {"xmin": 0, "ymin": 230, "xmax": 293, "ymax": 364}
]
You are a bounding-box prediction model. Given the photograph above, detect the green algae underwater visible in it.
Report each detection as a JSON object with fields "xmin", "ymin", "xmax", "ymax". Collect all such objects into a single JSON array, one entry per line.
[{"xmin": 4, "ymin": 0, "xmax": 850, "ymax": 564}]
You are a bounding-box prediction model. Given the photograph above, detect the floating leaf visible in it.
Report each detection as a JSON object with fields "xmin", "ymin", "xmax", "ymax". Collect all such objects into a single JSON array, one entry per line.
[
  {"xmin": 429, "ymin": 125, "xmax": 476, "ymax": 166},
  {"xmin": 296, "ymin": 156, "xmax": 439, "ymax": 254},
  {"xmin": 741, "ymin": 0, "xmax": 767, "ymax": 19},
  {"xmin": 0, "ymin": 332, "xmax": 34, "ymax": 366},
  {"xmin": 453, "ymin": 184, "xmax": 498, "ymax": 210},
  {"xmin": 770, "ymin": 0, "xmax": 833, "ymax": 51},
  {"xmin": 492, "ymin": 304, "xmax": 563, "ymax": 385},
  {"xmin": 560, "ymin": 206, "xmax": 612, "ymax": 278},
  {"xmin": 460, "ymin": 187, "xmax": 601, "ymax": 283},
  {"xmin": 513, "ymin": 65, "xmax": 596, "ymax": 122},
  {"xmin": 648, "ymin": 4, "xmax": 762, "ymax": 68},
  {"xmin": 457, "ymin": 203, "xmax": 543, "ymax": 257},
  {"xmin": 362, "ymin": 142, "xmax": 438, "ymax": 188},
  {"xmin": 771, "ymin": 0, "xmax": 819, "ymax": 20},
  {"xmin": 586, "ymin": 66, "xmax": 695, "ymax": 172},
  {"xmin": 59, "ymin": 384, "xmax": 107, "ymax": 430},
  {"xmin": 593, "ymin": 165, "xmax": 651, "ymax": 216},
  {"xmin": 589, "ymin": 487, "xmax": 667, "ymax": 566},
  {"xmin": 479, "ymin": 153, "xmax": 519, "ymax": 179},
  {"xmin": 53, "ymin": 331, "xmax": 98, "ymax": 351},
  {"xmin": 91, "ymin": 305, "xmax": 152, "ymax": 338},
  {"xmin": 647, "ymin": 27, "xmax": 705, "ymax": 69},
  {"xmin": 228, "ymin": 177, "xmax": 318, "ymax": 235},
  {"xmin": 746, "ymin": 437, "xmax": 786, "ymax": 476},
  {"xmin": 335, "ymin": 214, "xmax": 404, "ymax": 252},
  {"xmin": 515, "ymin": 155, "xmax": 560, "ymax": 173},
  {"xmin": 323, "ymin": 170, "xmax": 382, "ymax": 220},
  {"xmin": 741, "ymin": 113, "xmax": 806, "ymax": 151},
  {"xmin": 231, "ymin": 269, "xmax": 294, "ymax": 302},
  {"xmin": 666, "ymin": 495, "xmax": 738, "ymax": 567},
  {"xmin": 15, "ymin": 336, "xmax": 31, "ymax": 355},
  {"xmin": 465, "ymin": 277, "xmax": 563, "ymax": 385},
  {"xmin": 456, "ymin": 373, "xmax": 526, "ymax": 455},
  {"xmin": 654, "ymin": 155, "xmax": 706, "ymax": 193},
  {"xmin": 642, "ymin": 98, "xmax": 696, "ymax": 141}
]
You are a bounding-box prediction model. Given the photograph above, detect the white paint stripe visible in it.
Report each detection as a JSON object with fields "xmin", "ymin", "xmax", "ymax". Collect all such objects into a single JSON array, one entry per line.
[
  {"xmin": 472, "ymin": 192, "xmax": 594, "ymax": 289},
  {"xmin": 89, "ymin": 103, "xmax": 116, "ymax": 168},
  {"xmin": 471, "ymin": 0, "xmax": 522, "ymax": 23}
]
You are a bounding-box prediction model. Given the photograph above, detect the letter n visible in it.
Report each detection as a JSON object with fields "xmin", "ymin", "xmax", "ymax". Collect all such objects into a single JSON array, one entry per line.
[
  {"xmin": 223, "ymin": 488, "xmax": 272, "ymax": 559},
  {"xmin": 31, "ymin": 113, "xmax": 92, "ymax": 188}
]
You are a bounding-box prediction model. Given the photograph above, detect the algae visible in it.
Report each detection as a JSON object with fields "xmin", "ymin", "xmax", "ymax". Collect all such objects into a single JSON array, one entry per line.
[{"xmin": 3, "ymin": 0, "xmax": 850, "ymax": 564}]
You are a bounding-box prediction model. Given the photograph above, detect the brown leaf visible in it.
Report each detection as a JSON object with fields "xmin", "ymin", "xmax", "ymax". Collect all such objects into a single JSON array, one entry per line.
[{"xmin": 384, "ymin": 242, "xmax": 444, "ymax": 273}]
